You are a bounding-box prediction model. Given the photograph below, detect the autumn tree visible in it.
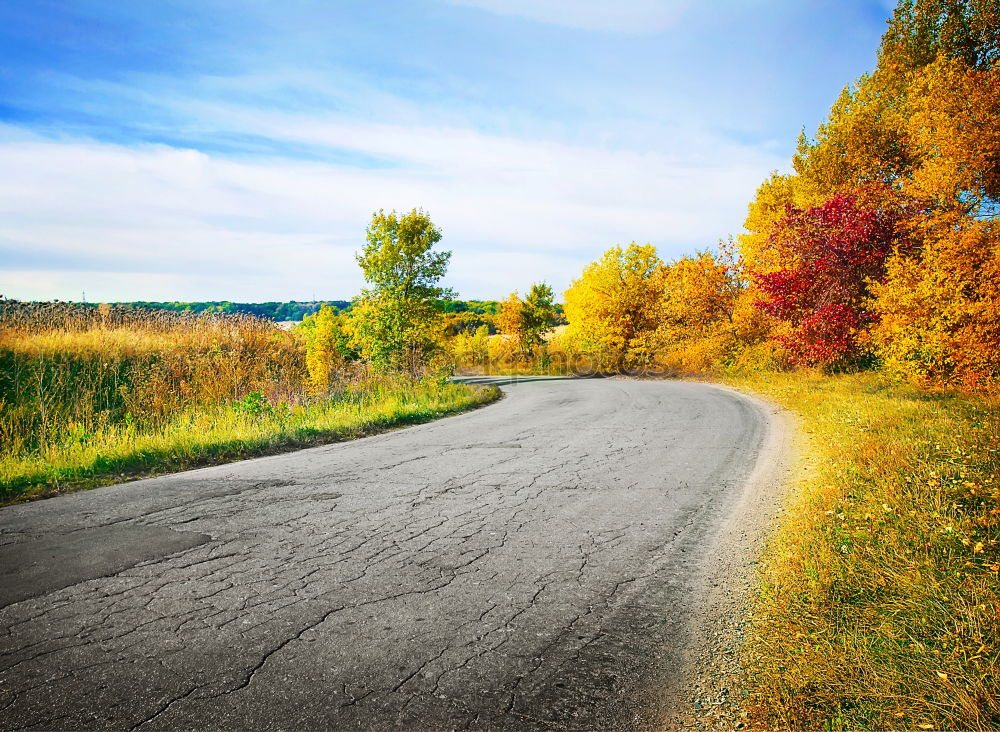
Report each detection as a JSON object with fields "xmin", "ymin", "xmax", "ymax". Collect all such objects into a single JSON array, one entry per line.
[
  {"xmin": 492, "ymin": 283, "xmax": 559, "ymax": 364},
  {"xmin": 869, "ymin": 58, "xmax": 1000, "ymax": 387},
  {"xmin": 663, "ymin": 250, "xmax": 743, "ymax": 334},
  {"xmin": 739, "ymin": 74, "xmax": 909, "ymax": 272},
  {"xmin": 754, "ymin": 188, "xmax": 912, "ymax": 368},
  {"xmin": 643, "ymin": 243, "xmax": 773, "ymax": 372},
  {"xmin": 744, "ymin": 0, "xmax": 998, "ymax": 270},
  {"xmin": 735, "ymin": 0, "xmax": 999, "ymax": 386},
  {"xmin": 563, "ymin": 243, "xmax": 664, "ymax": 369},
  {"xmin": 904, "ymin": 58, "xmax": 1000, "ymax": 212},
  {"xmin": 740, "ymin": 173, "xmax": 815, "ymax": 272},
  {"xmin": 794, "ymin": 0, "xmax": 1000, "ymax": 202},
  {"xmin": 879, "ymin": 0, "xmax": 1000, "ymax": 71},
  {"xmin": 450, "ymin": 324, "xmax": 491, "ymax": 371},
  {"xmin": 298, "ymin": 304, "xmax": 356, "ymax": 391},
  {"xmin": 350, "ymin": 208, "xmax": 453, "ymax": 373},
  {"xmin": 871, "ymin": 221, "xmax": 1000, "ymax": 387},
  {"xmin": 792, "ymin": 74, "xmax": 911, "ymax": 203},
  {"xmin": 494, "ymin": 291, "xmax": 526, "ymax": 363}
]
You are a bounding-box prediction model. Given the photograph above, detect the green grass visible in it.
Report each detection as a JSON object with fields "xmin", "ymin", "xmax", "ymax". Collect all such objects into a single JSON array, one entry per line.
[
  {"xmin": 0, "ymin": 380, "xmax": 500, "ymax": 505},
  {"xmin": 725, "ymin": 371, "xmax": 1000, "ymax": 731}
]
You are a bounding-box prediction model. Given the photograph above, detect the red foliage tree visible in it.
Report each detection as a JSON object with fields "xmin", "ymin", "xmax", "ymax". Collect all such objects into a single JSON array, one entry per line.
[{"xmin": 754, "ymin": 188, "xmax": 912, "ymax": 367}]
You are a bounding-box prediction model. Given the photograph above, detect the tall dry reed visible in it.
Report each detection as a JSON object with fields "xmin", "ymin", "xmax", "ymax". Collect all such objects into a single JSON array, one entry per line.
[{"xmin": 0, "ymin": 299, "xmax": 307, "ymax": 457}]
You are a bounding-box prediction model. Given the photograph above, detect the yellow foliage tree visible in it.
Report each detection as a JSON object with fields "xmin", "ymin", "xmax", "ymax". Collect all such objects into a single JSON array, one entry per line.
[
  {"xmin": 656, "ymin": 246, "xmax": 775, "ymax": 373},
  {"xmin": 450, "ymin": 324, "xmax": 490, "ymax": 372},
  {"xmin": 660, "ymin": 252, "xmax": 739, "ymax": 340},
  {"xmin": 740, "ymin": 173, "xmax": 811, "ymax": 272},
  {"xmin": 904, "ymin": 57, "xmax": 1000, "ymax": 211},
  {"xmin": 493, "ymin": 292, "xmax": 526, "ymax": 364},
  {"xmin": 871, "ymin": 221, "xmax": 1000, "ymax": 388},
  {"xmin": 870, "ymin": 58, "xmax": 1000, "ymax": 388},
  {"xmin": 792, "ymin": 73, "xmax": 911, "ymax": 199},
  {"xmin": 563, "ymin": 243, "xmax": 664, "ymax": 369},
  {"xmin": 297, "ymin": 304, "xmax": 354, "ymax": 392}
]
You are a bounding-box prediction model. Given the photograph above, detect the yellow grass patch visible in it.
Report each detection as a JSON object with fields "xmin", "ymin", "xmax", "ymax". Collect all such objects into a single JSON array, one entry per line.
[{"xmin": 729, "ymin": 372, "xmax": 1000, "ymax": 731}]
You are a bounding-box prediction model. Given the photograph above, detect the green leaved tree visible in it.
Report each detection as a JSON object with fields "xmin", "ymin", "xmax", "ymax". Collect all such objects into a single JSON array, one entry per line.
[
  {"xmin": 522, "ymin": 283, "xmax": 558, "ymax": 352},
  {"xmin": 350, "ymin": 208, "xmax": 453, "ymax": 373},
  {"xmin": 494, "ymin": 283, "xmax": 558, "ymax": 361}
]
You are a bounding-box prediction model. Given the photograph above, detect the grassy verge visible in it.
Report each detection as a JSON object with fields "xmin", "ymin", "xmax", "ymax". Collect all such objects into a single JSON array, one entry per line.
[
  {"xmin": 725, "ymin": 371, "xmax": 999, "ymax": 731},
  {"xmin": 1, "ymin": 380, "xmax": 500, "ymax": 506}
]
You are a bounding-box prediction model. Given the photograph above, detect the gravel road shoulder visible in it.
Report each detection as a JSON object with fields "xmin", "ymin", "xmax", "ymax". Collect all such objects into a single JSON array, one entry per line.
[{"xmin": 663, "ymin": 384, "xmax": 796, "ymax": 730}]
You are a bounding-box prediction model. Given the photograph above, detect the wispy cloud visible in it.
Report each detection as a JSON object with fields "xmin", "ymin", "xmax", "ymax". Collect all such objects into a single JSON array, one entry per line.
[
  {"xmin": 0, "ymin": 0, "xmax": 893, "ymax": 302},
  {"xmin": 0, "ymin": 117, "xmax": 782, "ymax": 301}
]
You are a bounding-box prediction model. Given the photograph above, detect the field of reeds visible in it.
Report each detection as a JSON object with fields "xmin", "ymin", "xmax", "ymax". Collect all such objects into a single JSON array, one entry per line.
[
  {"xmin": 730, "ymin": 372, "xmax": 1000, "ymax": 731},
  {"xmin": 0, "ymin": 300, "xmax": 498, "ymax": 504}
]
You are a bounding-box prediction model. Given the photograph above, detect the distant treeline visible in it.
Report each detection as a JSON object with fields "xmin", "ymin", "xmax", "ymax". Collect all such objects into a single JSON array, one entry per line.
[
  {"xmin": 73, "ymin": 299, "xmax": 524, "ymax": 322},
  {"xmin": 108, "ymin": 301, "xmax": 349, "ymax": 321}
]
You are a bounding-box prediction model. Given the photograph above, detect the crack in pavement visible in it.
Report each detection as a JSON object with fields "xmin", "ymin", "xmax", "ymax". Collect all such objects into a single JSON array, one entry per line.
[{"xmin": 0, "ymin": 378, "xmax": 773, "ymax": 731}]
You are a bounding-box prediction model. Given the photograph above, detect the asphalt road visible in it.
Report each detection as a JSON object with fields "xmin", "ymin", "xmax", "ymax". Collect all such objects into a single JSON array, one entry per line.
[{"xmin": 0, "ymin": 377, "xmax": 774, "ymax": 730}]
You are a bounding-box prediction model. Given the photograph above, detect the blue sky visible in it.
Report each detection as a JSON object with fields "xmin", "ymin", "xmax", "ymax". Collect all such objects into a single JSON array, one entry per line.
[{"xmin": 0, "ymin": 0, "xmax": 895, "ymax": 302}]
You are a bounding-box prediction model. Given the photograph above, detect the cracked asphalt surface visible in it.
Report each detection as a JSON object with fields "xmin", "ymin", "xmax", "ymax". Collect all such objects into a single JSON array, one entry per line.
[{"xmin": 0, "ymin": 377, "xmax": 772, "ymax": 730}]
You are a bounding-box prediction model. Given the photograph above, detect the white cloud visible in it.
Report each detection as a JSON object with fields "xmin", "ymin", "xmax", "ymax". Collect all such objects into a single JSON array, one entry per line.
[
  {"xmin": 0, "ymin": 117, "xmax": 782, "ymax": 302},
  {"xmin": 443, "ymin": 0, "xmax": 690, "ymax": 33}
]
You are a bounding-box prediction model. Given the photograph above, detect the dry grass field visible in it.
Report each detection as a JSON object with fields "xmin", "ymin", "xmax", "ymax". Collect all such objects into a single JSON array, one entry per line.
[{"xmin": 0, "ymin": 300, "xmax": 497, "ymax": 504}]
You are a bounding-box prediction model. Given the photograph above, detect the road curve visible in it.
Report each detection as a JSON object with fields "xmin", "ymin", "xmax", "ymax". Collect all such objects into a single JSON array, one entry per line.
[{"xmin": 0, "ymin": 378, "xmax": 773, "ymax": 730}]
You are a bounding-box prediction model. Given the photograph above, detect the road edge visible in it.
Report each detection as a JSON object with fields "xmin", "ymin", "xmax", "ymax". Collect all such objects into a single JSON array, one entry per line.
[
  {"xmin": 2, "ymin": 383, "xmax": 503, "ymax": 508},
  {"xmin": 663, "ymin": 381, "xmax": 799, "ymax": 730}
]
